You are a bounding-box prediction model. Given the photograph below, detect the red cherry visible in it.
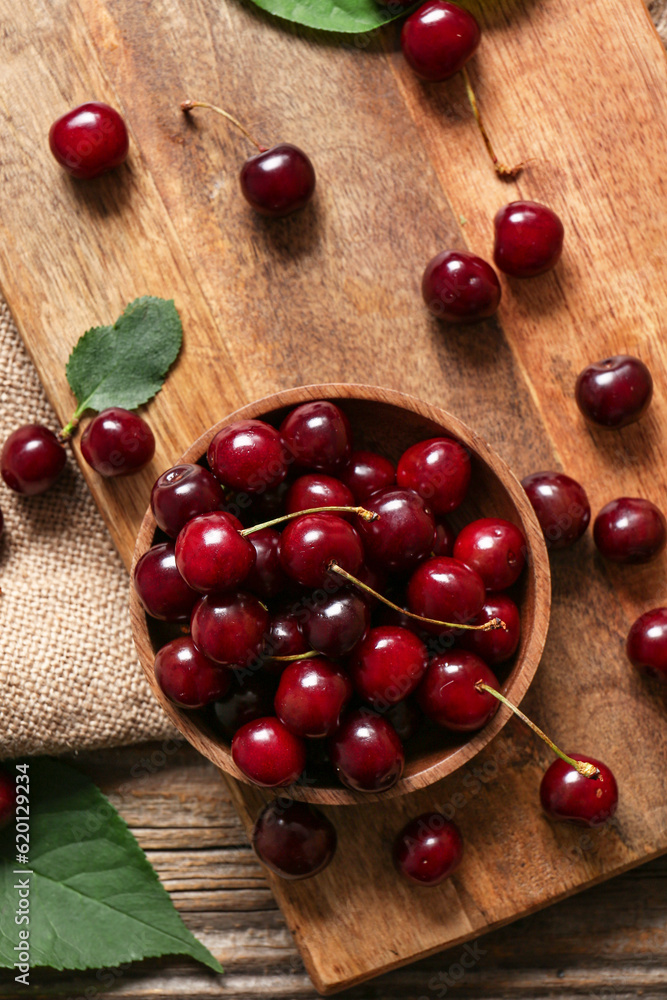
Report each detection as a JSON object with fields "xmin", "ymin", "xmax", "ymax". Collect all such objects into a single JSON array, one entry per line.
[
  {"xmin": 493, "ymin": 201, "xmax": 564, "ymax": 278},
  {"xmin": 1, "ymin": 424, "xmax": 66, "ymax": 495},
  {"xmin": 81, "ymin": 407, "xmax": 155, "ymax": 477},
  {"xmin": 540, "ymin": 755, "xmax": 618, "ymax": 827},
  {"xmin": 407, "ymin": 556, "xmax": 485, "ymax": 635},
  {"xmin": 210, "ymin": 674, "xmax": 276, "ymax": 737},
  {"xmin": 244, "ymin": 528, "xmax": 289, "ymax": 600},
  {"xmin": 349, "ymin": 626, "xmax": 428, "ymax": 708},
  {"xmin": 275, "ymin": 658, "xmax": 353, "ymax": 738},
  {"xmin": 422, "ymin": 250, "xmax": 501, "ymax": 322},
  {"xmin": 393, "ymin": 812, "xmax": 463, "ymax": 886},
  {"xmin": 265, "ymin": 607, "xmax": 310, "ymax": 667},
  {"xmin": 401, "ymin": 0, "xmax": 481, "ymax": 81},
  {"xmin": 397, "ymin": 438, "xmax": 471, "ymax": 516},
  {"xmin": 575, "ymin": 355, "xmax": 653, "ymax": 429},
  {"xmin": 240, "ymin": 144, "xmax": 316, "ymax": 217},
  {"xmin": 357, "ymin": 488, "xmax": 436, "ymax": 574},
  {"xmin": 252, "ymin": 801, "xmax": 336, "ymax": 880},
  {"xmin": 154, "ymin": 636, "xmax": 231, "ymax": 708},
  {"xmin": 340, "ymin": 450, "xmax": 395, "ymax": 502},
  {"xmin": 207, "ymin": 420, "xmax": 287, "ymax": 494},
  {"xmin": 151, "ymin": 464, "xmax": 225, "ymax": 538},
  {"xmin": 593, "ymin": 497, "xmax": 667, "ymax": 564},
  {"xmin": 191, "ymin": 591, "xmax": 269, "ymax": 667},
  {"xmin": 626, "ymin": 608, "xmax": 667, "ymax": 682},
  {"xmin": 521, "ymin": 471, "xmax": 591, "ymax": 550},
  {"xmin": 417, "ymin": 651, "xmax": 500, "ymax": 731},
  {"xmin": 280, "ymin": 513, "xmax": 364, "ymax": 588},
  {"xmin": 0, "ymin": 769, "xmax": 16, "ymax": 829},
  {"xmin": 461, "ymin": 593, "xmax": 521, "ymax": 665},
  {"xmin": 303, "ymin": 591, "xmax": 370, "ymax": 659},
  {"xmin": 280, "ymin": 401, "xmax": 351, "ymax": 473},
  {"xmin": 453, "ymin": 517, "xmax": 526, "ymax": 590},
  {"xmin": 175, "ymin": 511, "xmax": 255, "ymax": 593},
  {"xmin": 329, "ymin": 711, "xmax": 404, "ymax": 792},
  {"xmin": 134, "ymin": 542, "xmax": 199, "ymax": 622},
  {"xmin": 286, "ymin": 474, "xmax": 354, "ymax": 517},
  {"xmin": 232, "ymin": 717, "xmax": 306, "ymax": 787},
  {"xmin": 49, "ymin": 102, "xmax": 129, "ymax": 179}
]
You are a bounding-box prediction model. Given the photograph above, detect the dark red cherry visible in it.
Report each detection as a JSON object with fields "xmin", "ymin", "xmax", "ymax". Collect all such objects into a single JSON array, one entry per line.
[
  {"xmin": 575, "ymin": 355, "xmax": 653, "ymax": 429},
  {"xmin": 252, "ymin": 800, "xmax": 336, "ymax": 880},
  {"xmin": 521, "ymin": 471, "xmax": 590, "ymax": 550},
  {"xmin": 357, "ymin": 488, "xmax": 435, "ymax": 574},
  {"xmin": 417, "ymin": 651, "xmax": 499, "ymax": 731},
  {"xmin": 407, "ymin": 556, "xmax": 485, "ymax": 635},
  {"xmin": 540, "ymin": 755, "xmax": 618, "ymax": 827},
  {"xmin": 422, "ymin": 250, "xmax": 501, "ymax": 322},
  {"xmin": 349, "ymin": 626, "xmax": 428, "ymax": 708},
  {"xmin": 340, "ymin": 450, "xmax": 395, "ymax": 503},
  {"xmin": 286, "ymin": 473, "xmax": 354, "ymax": 517},
  {"xmin": 207, "ymin": 419, "xmax": 287, "ymax": 493},
  {"xmin": 232, "ymin": 717, "xmax": 306, "ymax": 787},
  {"xmin": 493, "ymin": 201, "xmax": 564, "ymax": 278},
  {"xmin": 0, "ymin": 768, "xmax": 16, "ymax": 829},
  {"xmin": 280, "ymin": 513, "xmax": 364, "ymax": 588},
  {"xmin": 393, "ymin": 812, "xmax": 463, "ymax": 886},
  {"xmin": 265, "ymin": 607, "xmax": 310, "ymax": 665},
  {"xmin": 275, "ymin": 658, "xmax": 353, "ymax": 738},
  {"xmin": 244, "ymin": 528, "xmax": 289, "ymax": 600},
  {"xmin": 454, "ymin": 517, "xmax": 526, "ymax": 590},
  {"xmin": 191, "ymin": 591, "xmax": 269, "ymax": 667},
  {"xmin": 397, "ymin": 438, "xmax": 471, "ymax": 516},
  {"xmin": 154, "ymin": 636, "xmax": 231, "ymax": 708},
  {"xmin": 329, "ymin": 711, "xmax": 404, "ymax": 792},
  {"xmin": 134, "ymin": 541, "xmax": 199, "ymax": 622},
  {"xmin": 210, "ymin": 674, "xmax": 276, "ymax": 737},
  {"xmin": 385, "ymin": 699, "xmax": 423, "ymax": 742},
  {"xmin": 401, "ymin": 0, "xmax": 481, "ymax": 81},
  {"xmin": 280, "ymin": 401, "xmax": 351, "ymax": 473},
  {"xmin": 49, "ymin": 102, "xmax": 129, "ymax": 179},
  {"xmin": 81, "ymin": 407, "xmax": 155, "ymax": 477},
  {"xmin": 626, "ymin": 607, "xmax": 667, "ymax": 682},
  {"xmin": 175, "ymin": 511, "xmax": 255, "ymax": 593},
  {"xmin": 593, "ymin": 497, "xmax": 666, "ymax": 564},
  {"xmin": 432, "ymin": 519, "xmax": 456, "ymax": 556},
  {"xmin": 240, "ymin": 144, "xmax": 316, "ymax": 217},
  {"xmin": 151, "ymin": 463, "xmax": 225, "ymax": 538},
  {"xmin": 1, "ymin": 424, "xmax": 66, "ymax": 495},
  {"xmin": 461, "ymin": 593, "xmax": 521, "ymax": 665},
  {"xmin": 303, "ymin": 591, "xmax": 370, "ymax": 658}
]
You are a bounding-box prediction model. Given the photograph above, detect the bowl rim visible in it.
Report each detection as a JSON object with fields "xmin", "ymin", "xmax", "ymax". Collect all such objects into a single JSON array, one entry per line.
[{"xmin": 130, "ymin": 383, "xmax": 551, "ymax": 805}]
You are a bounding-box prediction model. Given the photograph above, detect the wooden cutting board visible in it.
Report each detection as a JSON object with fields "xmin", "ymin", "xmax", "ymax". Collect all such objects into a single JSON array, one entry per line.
[{"xmin": 1, "ymin": 0, "xmax": 666, "ymax": 992}]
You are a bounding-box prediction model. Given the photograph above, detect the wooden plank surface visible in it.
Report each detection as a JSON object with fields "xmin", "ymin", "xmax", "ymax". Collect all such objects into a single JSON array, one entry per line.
[{"xmin": 1, "ymin": 0, "xmax": 667, "ymax": 991}]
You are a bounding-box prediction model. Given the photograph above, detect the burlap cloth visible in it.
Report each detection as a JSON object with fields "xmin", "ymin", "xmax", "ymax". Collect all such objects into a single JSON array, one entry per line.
[{"xmin": 1, "ymin": 4, "xmax": 665, "ymax": 758}]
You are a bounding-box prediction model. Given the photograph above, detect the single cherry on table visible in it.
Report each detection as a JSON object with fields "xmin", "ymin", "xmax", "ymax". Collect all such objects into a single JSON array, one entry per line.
[
  {"xmin": 252, "ymin": 800, "xmax": 337, "ymax": 880},
  {"xmin": 1, "ymin": 424, "xmax": 66, "ymax": 495},
  {"xmin": 422, "ymin": 250, "xmax": 501, "ymax": 323},
  {"xmin": 540, "ymin": 754, "xmax": 618, "ymax": 827},
  {"xmin": 521, "ymin": 471, "xmax": 590, "ymax": 550},
  {"xmin": 593, "ymin": 497, "xmax": 667, "ymax": 564},
  {"xmin": 393, "ymin": 812, "xmax": 463, "ymax": 886},
  {"xmin": 49, "ymin": 101, "xmax": 129, "ymax": 179},
  {"xmin": 493, "ymin": 201, "xmax": 564, "ymax": 278},
  {"xmin": 81, "ymin": 407, "xmax": 155, "ymax": 477},
  {"xmin": 626, "ymin": 607, "xmax": 667, "ymax": 682},
  {"xmin": 575, "ymin": 355, "xmax": 653, "ymax": 429}
]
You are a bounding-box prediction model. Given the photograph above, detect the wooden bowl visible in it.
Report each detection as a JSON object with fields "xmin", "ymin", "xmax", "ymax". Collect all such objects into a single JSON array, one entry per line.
[{"xmin": 130, "ymin": 384, "xmax": 551, "ymax": 805}]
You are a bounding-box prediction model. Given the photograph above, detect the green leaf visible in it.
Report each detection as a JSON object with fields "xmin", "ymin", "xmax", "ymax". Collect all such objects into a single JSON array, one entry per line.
[
  {"xmin": 66, "ymin": 296, "xmax": 182, "ymax": 419},
  {"xmin": 0, "ymin": 759, "xmax": 223, "ymax": 973},
  {"xmin": 245, "ymin": 0, "xmax": 412, "ymax": 35}
]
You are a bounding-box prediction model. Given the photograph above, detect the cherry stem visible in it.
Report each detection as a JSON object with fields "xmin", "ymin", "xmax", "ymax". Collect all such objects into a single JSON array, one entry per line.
[
  {"xmin": 58, "ymin": 416, "xmax": 80, "ymax": 443},
  {"xmin": 475, "ymin": 682, "xmax": 600, "ymax": 779},
  {"xmin": 328, "ymin": 562, "xmax": 506, "ymax": 633},
  {"xmin": 240, "ymin": 506, "xmax": 379, "ymax": 536},
  {"xmin": 461, "ymin": 67, "xmax": 523, "ymax": 180},
  {"xmin": 269, "ymin": 650, "xmax": 320, "ymax": 662},
  {"xmin": 181, "ymin": 99, "xmax": 267, "ymax": 153}
]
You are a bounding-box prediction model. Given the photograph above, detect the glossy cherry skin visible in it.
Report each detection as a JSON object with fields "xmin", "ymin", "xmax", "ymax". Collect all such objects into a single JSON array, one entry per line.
[
  {"xmin": 407, "ymin": 556, "xmax": 485, "ymax": 635},
  {"xmin": 329, "ymin": 711, "xmax": 404, "ymax": 792},
  {"xmin": 341, "ymin": 450, "xmax": 395, "ymax": 503},
  {"xmin": 210, "ymin": 674, "xmax": 276, "ymax": 737},
  {"xmin": 49, "ymin": 102, "xmax": 129, "ymax": 179},
  {"xmin": 626, "ymin": 608, "xmax": 667, "ymax": 682},
  {"xmin": 175, "ymin": 511, "xmax": 255, "ymax": 593},
  {"xmin": 207, "ymin": 419, "xmax": 287, "ymax": 494},
  {"xmin": 134, "ymin": 541, "xmax": 199, "ymax": 622},
  {"xmin": 154, "ymin": 636, "xmax": 231, "ymax": 708},
  {"xmin": 493, "ymin": 201, "xmax": 564, "ymax": 278},
  {"xmin": 275, "ymin": 658, "xmax": 353, "ymax": 738},
  {"xmin": 252, "ymin": 801, "xmax": 336, "ymax": 880},
  {"xmin": 593, "ymin": 498, "xmax": 666, "ymax": 564},
  {"xmin": 303, "ymin": 591, "xmax": 370, "ymax": 658},
  {"xmin": 1, "ymin": 424, "xmax": 66, "ymax": 495},
  {"xmin": 432, "ymin": 519, "xmax": 456, "ymax": 556},
  {"xmin": 191, "ymin": 591, "xmax": 269, "ymax": 667},
  {"xmin": 521, "ymin": 471, "xmax": 590, "ymax": 550},
  {"xmin": 280, "ymin": 513, "xmax": 364, "ymax": 588},
  {"xmin": 393, "ymin": 813, "xmax": 463, "ymax": 886},
  {"xmin": 81, "ymin": 407, "xmax": 155, "ymax": 477},
  {"xmin": 350, "ymin": 626, "xmax": 429, "ymax": 708},
  {"xmin": 285, "ymin": 473, "xmax": 354, "ymax": 517},
  {"xmin": 575, "ymin": 355, "xmax": 653, "ymax": 429},
  {"xmin": 266, "ymin": 607, "xmax": 310, "ymax": 664},
  {"xmin": 240, "ymin": 144, "xmax": 316, "ymax": 217},
  {"xmin": 0, "ymin": 769, "xmax": 16, "ymax": 829},
  {"xmin": 540, "ymin": 755, "xmax": 618, "ymax": 827},
  {"xmin": 401, "ymin": 1, "xmax": 481, "ymax": 81},
  {"xmin": 461, "ymin": 593, "xmax": 521, "ymax": 665},
  {"xmin": 397, "ymin": 438, "xmax": 471, "ymax": 517},
  {"xmin": 280, "ymin": 401, "xmax": 351, "ymax": 474},
  {"xmin": 357, "ymin": 488, "xmax": 436, "ymax": 575},
  {"xmin": 422, "ymin": 250, "xmax": 501, "ymax": 322},
  {"xmin": 232, "ymin": 717, "xmax": 306, "ymax": 787},
  {"xmin": 151, "ymin": 463, "xmax": 225, "ymax": 538},
  {"xmin": 454, "ymin": 517, "xmax": 526, "ymax": 590},
  {"xmin": 417, "ymin": 651, "xmax": 499, "ymax": 731},
  {"xmin": 244, "ymin": 528, "xmax": 289, "ymax": 600}
]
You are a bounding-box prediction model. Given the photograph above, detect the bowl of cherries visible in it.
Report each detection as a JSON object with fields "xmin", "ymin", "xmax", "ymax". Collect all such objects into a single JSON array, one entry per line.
[{"xmin": 130, "ymin": 384, "xmax": 551, "ymax": 815}]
